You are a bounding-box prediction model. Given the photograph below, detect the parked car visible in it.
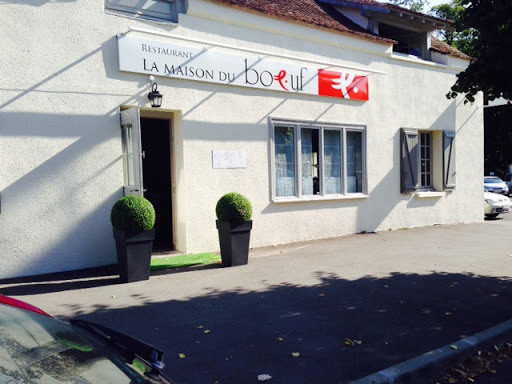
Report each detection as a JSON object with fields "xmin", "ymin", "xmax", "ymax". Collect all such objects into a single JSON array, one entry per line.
[
  {"xmin": 484, "ymin": 176, "xmax": 509, "ymax": 195},
  {"xmin": 504, "ymin": 173, "xmax": 512, "ymax": 196},
  {"xmin": 0, "ymin": 294, "xmax": 173, "ymax": 383},
  {"xmin": 484, "ymin": 191, "xmax": 512, "ymax": 219}
]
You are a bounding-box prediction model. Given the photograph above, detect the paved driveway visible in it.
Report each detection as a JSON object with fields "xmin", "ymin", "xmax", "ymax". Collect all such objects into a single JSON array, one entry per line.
[{"xmin": 1, "ymin": 212, "xmax": 512, "ymax": 384}]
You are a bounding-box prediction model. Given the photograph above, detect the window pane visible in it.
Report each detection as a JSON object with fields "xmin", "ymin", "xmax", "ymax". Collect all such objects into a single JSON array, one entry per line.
[
  {"xmin": 301, "ymin": 128, "xmax": 319, "ymax": 195},
  {"xmin": 323, "ymin": 130, "xmax": 341, "ymax": 194},
  {"xmin": 275, "ymin": 126, "xmax": 295, "ymax": 197},
  {"xmin": 121, "ymin": 123, "xmax": 138, "ymax": 186},
  {"xmin": 346, "ymin": 131, "xmax": 363, "ymax": 193},
  {"xmin": 420, "ymin": 132, "xmax": 432, "ymax": 187}
]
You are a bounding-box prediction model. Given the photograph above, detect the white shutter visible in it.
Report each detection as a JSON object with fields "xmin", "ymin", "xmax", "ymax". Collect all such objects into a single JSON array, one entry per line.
[{"xmin": 120, "ymin": 108, "xmax": 144, "ymax": 196}]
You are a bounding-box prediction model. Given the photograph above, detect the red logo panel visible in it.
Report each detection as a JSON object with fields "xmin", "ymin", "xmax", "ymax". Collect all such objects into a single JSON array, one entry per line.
[{"xmin": 318, "ymin": 69, "xmax": 369, "ymax": 101}]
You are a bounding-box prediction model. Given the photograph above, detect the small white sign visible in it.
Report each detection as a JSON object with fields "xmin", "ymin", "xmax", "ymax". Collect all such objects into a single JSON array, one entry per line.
[{"xmin": 213, "ymin": 150, "xmax": 247, "ymax": 169}]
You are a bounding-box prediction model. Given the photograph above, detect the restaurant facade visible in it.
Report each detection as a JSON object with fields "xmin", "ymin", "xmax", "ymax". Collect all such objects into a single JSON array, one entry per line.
[{"xmin": 0, "ymin": 0, "xmax": 483, "ymax": 278}]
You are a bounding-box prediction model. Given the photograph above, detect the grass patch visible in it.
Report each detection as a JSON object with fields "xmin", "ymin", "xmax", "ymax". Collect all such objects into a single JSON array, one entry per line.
[{"xmin": 150, "ymin": 253, "xmax": 221, "ymax": 271}]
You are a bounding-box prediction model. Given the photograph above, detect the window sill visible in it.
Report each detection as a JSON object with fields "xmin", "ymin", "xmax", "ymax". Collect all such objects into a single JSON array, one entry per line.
[
  {"xmin": 273, "ymin": 194, "xmax": 369, "ymax": 203},
  {"xmin": 390, "ymin": 52, "xmax": 438, "ymax": 67},
  {"xmin": 415, "ymin": 191, "xmax": 446, "ymax": 199}
]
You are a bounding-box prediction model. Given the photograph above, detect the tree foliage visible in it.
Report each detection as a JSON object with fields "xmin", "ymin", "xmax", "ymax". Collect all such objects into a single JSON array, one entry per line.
[
  {"xmin": 443, "ymin": 0, "xmax": 512, "ymax": 103},
  {"xmin": 431, "ymin": 1, "xmax": 476, "ymax": 56},
  {"xmin": 484, "ymin": 104, "xmax": 512, "ymax": 176},
  {"xmin": 388, "ymin": 0, "xmax": 429, "ymax": 12}
]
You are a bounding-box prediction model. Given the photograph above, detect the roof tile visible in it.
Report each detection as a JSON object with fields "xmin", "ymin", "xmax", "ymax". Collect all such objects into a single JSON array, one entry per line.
[
  {"xmin": 207, "ymin": 0, "xmax": 466, "ymax": 59},
  {"xmin": 431, "ymin": 37, "xmax": 470, "ymax": 60},
  {"xmin": 208, "ymin": 0, "xmax": 395, "ymax": 43}
]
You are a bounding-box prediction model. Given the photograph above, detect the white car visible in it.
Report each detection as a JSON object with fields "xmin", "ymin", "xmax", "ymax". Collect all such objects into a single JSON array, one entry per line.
[
  {"xmin": 484, "ymin": 176, "xmax": 509, "ymax": 195},
  {"xmin": 484, "ymin": 191, "xmax": 511, "ymax": 219}
]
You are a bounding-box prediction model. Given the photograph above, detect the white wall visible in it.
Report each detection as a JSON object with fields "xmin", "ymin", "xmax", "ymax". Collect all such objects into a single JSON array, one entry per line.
[{"xmin": 0, "ymin": 0, "xmax": 483, "ymax": 278}]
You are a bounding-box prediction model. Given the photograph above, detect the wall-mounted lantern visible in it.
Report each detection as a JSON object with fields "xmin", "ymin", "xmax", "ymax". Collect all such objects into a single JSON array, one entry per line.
[{"xmin": 148, "ymin": 82, "xmax": 163, "ymax": 108}]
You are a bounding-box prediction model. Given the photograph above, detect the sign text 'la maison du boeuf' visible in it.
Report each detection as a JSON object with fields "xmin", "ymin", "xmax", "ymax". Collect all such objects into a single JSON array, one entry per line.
[{"xmin": 117, "ymin": 35, "xmax": 369, "ymax": 101}]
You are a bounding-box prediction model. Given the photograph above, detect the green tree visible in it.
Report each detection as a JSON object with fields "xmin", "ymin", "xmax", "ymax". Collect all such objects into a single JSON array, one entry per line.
[
  {"xmin": 484, "ymin": 104, "xmax": 512, "ymax": 176},
  {"xmin": 430, "ymin": 1, "xmax": 476, "ymax": 56},
  {"xmin": 388, "ymin": 0, "xmax": 429, "ymax": 12},
  {"xmin": 444, "ymin": 0, "xmax": 512, "ymax": 103}
]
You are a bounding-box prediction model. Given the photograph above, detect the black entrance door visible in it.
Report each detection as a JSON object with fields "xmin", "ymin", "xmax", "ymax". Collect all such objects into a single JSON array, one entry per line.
[{"xmin": 140, "ymin": 118, "xmax": 174, "ymax": 251}]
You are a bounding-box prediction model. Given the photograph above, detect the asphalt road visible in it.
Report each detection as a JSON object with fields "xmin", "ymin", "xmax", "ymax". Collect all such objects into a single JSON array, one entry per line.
[
  {"xmin": 471, "ymin": 201, "xmax": 512, "ymax": 384},
  {"xmin": 1, "ymin": 204, "xmax": 512, "ymax": 384},
  {"xmin": 431, "ymin": 203, "xmax": 512, "ymax": 384}
]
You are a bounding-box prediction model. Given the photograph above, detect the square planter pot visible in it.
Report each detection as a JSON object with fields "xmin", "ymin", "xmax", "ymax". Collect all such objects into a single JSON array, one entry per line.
[
  {"xmin": 216, "ymin": 220, "xmax": 252, "ymax": 267},
  {"xmin": 113, "ymin": 228, "xmax": 155, "ymax": 283}
]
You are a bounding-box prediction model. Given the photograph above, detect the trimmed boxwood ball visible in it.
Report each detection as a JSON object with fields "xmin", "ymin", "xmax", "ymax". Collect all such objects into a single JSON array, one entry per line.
[
  {"xmin": 216, "ymin": 192, "xmax": 252, "ymax": 225},
  {"xmin": 111, "ymin": 195, "xmax": 156, "ymax": 231}
]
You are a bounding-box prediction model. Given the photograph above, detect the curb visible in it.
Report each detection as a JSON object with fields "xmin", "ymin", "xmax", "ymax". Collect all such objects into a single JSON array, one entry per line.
[{"xmin": 348, "ymin": 319, "xmax": 512, "ymax": 384}]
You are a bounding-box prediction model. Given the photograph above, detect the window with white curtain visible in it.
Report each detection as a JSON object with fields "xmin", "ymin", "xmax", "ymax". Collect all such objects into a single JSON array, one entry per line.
[{"xmin": 271, "ymin": 119, "xmax": 366, "ymax": 200}]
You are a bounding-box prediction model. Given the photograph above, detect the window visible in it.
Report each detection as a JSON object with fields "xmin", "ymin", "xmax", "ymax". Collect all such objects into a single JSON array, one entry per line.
[
  {"xmin": 378, "ymin": 23, "xmax": 429, "ymax": 60},
  {"xmin": 401, "ymin": 128, "xmax": 456, "ymax": 194},
  {"xmin": 105, "ymin": 0, "xmax": 186, "ymax": 23},
  {"xmin": 272, "ymin": 119, "xmax": 366, "ymax": 200}
]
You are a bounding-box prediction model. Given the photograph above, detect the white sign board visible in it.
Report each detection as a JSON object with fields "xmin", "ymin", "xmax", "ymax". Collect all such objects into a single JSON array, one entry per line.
[
  {"xmin": 117, "ymin": 35, "xmax": 369, "ymax": 101},
  {"xmin": 212, "ymin": 150, "xmax": 247, "ymax": 169}
]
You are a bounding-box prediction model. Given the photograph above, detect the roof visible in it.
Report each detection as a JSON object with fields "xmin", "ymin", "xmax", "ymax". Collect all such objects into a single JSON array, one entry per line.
[
  {"xmin": 324, "ymin": 0, "xmax": 451, "ymax": 26},
  {"xmin": 431, "ymin": 37, "xmax": 470, "ymax": 60},
  {"xmin": 207, "ymin": 0, "xmax": 467, "ymax": 59},
  {"xmin": 208, "ymin": 0, "xmax": 395, "ymax": 44}
]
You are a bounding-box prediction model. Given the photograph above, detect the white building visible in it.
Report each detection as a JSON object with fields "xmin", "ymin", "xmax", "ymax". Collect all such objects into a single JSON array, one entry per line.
[{"xmin": 0, "ymin": 0, "xmax": 483, "ymax": 279}]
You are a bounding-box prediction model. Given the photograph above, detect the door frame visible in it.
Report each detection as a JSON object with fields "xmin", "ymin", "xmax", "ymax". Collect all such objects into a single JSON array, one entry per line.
[{"xmin": 120, "ymin": 106, "xmax": 177, "ymax": 251}]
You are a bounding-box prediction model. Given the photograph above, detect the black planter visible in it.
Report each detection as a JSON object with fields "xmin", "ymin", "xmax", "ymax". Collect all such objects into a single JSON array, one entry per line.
[
  {"xmin": 113, "ymin": 228, "xmax": 155, "ymax": 283},
  {"xmin": 216, "ymin": 220, "xmax": 252, "ymax": 267}
]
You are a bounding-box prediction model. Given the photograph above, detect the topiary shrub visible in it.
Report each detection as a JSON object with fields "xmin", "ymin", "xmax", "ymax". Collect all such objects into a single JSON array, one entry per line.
[
  {"xmin": 111, "ymin": 195, "xmax": 156, "ymax": 232},
  {"xmin": 216, "ymin": 192, "xmax": 252, "ymax": 226}
]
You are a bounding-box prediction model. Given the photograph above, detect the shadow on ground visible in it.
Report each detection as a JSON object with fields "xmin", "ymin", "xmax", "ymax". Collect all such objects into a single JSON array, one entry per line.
[
  {"xmin": 0, "ymin": 265, "xmax": 120, "ymax": 293},
  {"xmin": 3, "ymin": 270, "xmax": 510, "ymax": 384},
  {"xmin": 0, "ymin": 263, "xmax": 223, "ymax": 295}
]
